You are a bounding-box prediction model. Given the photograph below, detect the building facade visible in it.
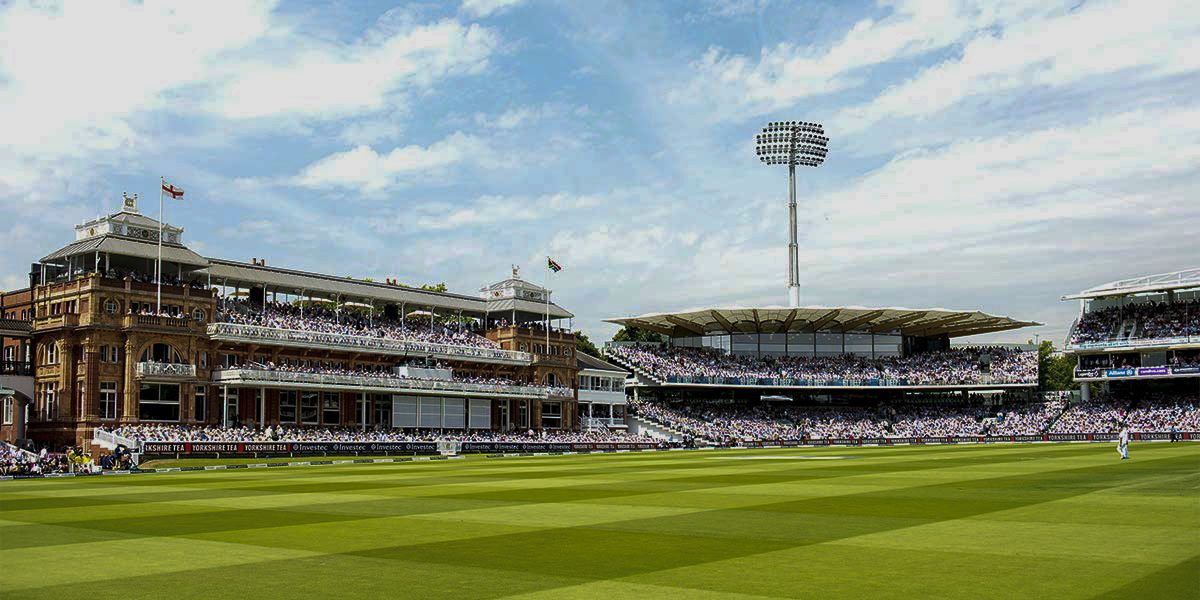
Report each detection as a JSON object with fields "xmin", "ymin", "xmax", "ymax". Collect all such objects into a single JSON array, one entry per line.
[{"xmin": 3, "ymin": 197, "xmax": 581, "ymax": 448}]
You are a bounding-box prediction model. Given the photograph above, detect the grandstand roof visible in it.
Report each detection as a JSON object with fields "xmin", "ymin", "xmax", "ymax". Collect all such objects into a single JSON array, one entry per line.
[
  {"xmin": 1062, "ymin": 268, "xmax": 1200, "ymax": 300},
  {"xmin": 203, "ymin": 259, "xmax": 573, "ymax": 318},
  {"xmin": 41, "ymin": 235, "xmax": 209, "ymax": 267},
  {"xmin": 605, "ymin": 306, "xmax": 1039, "ymax": 339}
]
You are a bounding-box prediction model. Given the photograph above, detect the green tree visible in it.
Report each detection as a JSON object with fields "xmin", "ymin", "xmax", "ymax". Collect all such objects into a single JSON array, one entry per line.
[
  {"xmin": 612, "ymin": 326, "xmax": 661, "ymax": 344},
  {"xmin": 1032, "ymin": 340, "xmax": 1078, "ymax": 391},
  {"xmin": 420, "ymin": 282, "xmax": 448, "ymax": 293},
  {"xmin": 575, "ymin": 331, "xmax": 602, "ymax": 358}
]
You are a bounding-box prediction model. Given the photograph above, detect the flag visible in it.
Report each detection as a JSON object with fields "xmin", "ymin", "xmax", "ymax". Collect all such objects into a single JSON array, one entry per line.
[
  {"xmin": 162, "ymin": 181, "xmax": 185, "ymax": 199},
  {"xmin": 547, "ymin": 257, "xmax": 563, "ymax": 272}
]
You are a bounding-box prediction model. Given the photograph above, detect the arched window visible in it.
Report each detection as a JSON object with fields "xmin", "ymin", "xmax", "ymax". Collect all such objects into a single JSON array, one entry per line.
[
  {"xmin": 140, "ymin": 343, "xmax": 183, "ymax": 363},
  {"xmin": 104, "ymin": 299, "xmax": 118, "ymax": 315}
]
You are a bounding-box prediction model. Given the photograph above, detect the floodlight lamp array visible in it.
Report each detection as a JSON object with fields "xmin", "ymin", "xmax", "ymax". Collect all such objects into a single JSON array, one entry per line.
[{"xmin": 755, "ymin": 120, "xmax": 828, "ymax": 167}]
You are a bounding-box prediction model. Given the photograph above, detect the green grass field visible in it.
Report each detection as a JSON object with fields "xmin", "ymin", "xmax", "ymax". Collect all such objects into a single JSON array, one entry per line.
[{"xmin": 2, "ymin": 443, "xmax": 1198, "ymax": 599}]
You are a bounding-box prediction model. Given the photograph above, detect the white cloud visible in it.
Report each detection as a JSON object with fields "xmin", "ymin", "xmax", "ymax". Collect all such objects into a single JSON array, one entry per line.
[
  {"xmin": 834, "ymin": 0, "xmax": 1200, "ymax": 133},
  {"xmin": 472, "ymin": 103, "xmax": 579, "ymax": 129},
  {"xmin": 213, "ymin": 18, "xmax": 500, "ymax": 120},
  {"xmin": 413, "ymin": 192, "xmax": 605, "ymax": 231},
  {"xmin": 460, "ymin": 0, "xmax": 526, "ymax": 19},
  {"xmin": 338, "ymin": 112, "xmax": 409, "ymax": 145},
  {"xmin": 0, "ymin": 0, "xmax": 275, "ymax": 157},
  {"xmin": 668, "ymin": 0, "xmax": 1065, "ymax": 123},
  {"xmin": 0, "ymin": 1, "xmax": 501, "ymax": 207},
  {"xmin": 294, "ymin": 132, "xmax": 491, "ymax": 192}
]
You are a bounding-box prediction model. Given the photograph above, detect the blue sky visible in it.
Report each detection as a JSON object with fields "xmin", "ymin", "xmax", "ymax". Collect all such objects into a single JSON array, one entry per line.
[{"xmin": 1, "ymin": 0, "xmax": 1197, "ymax": 344}]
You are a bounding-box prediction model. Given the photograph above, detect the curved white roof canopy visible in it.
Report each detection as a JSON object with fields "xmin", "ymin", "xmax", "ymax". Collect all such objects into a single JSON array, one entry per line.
[
  {"xmin": 1063, "ymin": 268, "xmax": 1200, "ymax": 300},
  {"xmin": 606, "ymin": 306, "xmax": 1040, "ymax": 339}
]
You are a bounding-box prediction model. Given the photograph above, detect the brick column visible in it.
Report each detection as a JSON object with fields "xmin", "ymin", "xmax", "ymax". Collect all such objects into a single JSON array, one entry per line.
[
  {"xmin": 82, "ymin": 340, "xmax": 99, "ymax": 421},
  {"xmin": 120, "ymin": 336, "xmax": 138, "ymax": 423}
]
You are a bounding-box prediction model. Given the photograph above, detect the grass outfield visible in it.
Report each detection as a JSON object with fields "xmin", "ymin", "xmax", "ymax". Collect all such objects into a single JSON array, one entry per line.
[{"xmin": 1, "ymin": 444, "xmax": 1198, "ymax": 599}]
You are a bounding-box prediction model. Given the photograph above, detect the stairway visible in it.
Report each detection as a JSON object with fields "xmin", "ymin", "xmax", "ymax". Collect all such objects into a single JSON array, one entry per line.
[
  {"xmin": 602, "ymin": 349, "xmax": 666, "ymax": 385},
  {"xmin": 626, "ymin": 414, "xmax": 694, "ymax": 442}
]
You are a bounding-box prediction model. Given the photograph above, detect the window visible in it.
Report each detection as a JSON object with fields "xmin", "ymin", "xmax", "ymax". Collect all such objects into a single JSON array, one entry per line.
[
  {"xmin": 542, "ymin": 401, "xmax": 562, "ymax": 429},
  {"xmin": 279, "ymin": 390, "xmax": 298, "ymax": 423},
  {"xmin": 140, "ymin": 343, "xmax": 181, "ymax": 363},
  {"xmin": 300, "ymin": 392, "xmax": 319, "ymax": 424},
  {"xmin": 224, "ymin": 354, "xmax": 240, "ymax": 368},
  {"xmin": 38, "ymin": 383, "xmax": 57, "ymax": 421},
  {"xmin": 3, "ymin": 397, "xmax": 12, "ymax": 424},
  {"xmin": 100, "ymin": 382, "xmax": 117, "ymax": 420},
  {"xmin": 199, "ymin": 351, "xmax": 208, "ymax": 369},
  {"xmin": 138, "ymin": 383, "xmax": 180, "ymax": 421},
  {"xmin": 223, "ymin": 388, "xmax": 239, "ymax": 427},
  {"xmin": 322, "ymin": 392, "xmax": 340, "ymax": 425},
  {"xmin": 104, "ymin": 299, "xmax": 118, "ymax": 315},
  {"xmin": 192, "ymin": 308, "xmax": 205, "ymax": 322},
  {"xmin": 43, "ymin": 343, "xmax": 59, "ymax": 365},
  {"xmin": 194, "ymin": 386, "xmax": 206, "ymax": 422},
  {"xmin": 109, "ymin": 345, "xmax": 120, "ymax": 363}
]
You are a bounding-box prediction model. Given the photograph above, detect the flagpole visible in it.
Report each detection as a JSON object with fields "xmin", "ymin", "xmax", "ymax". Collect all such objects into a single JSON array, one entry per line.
[
  {"xmin": 544, "ymin": 259, "xmax": 550, "ymax": 357},
  {"xmin": 157, "ymin": 176, "xmax": 164, "ymax": 313}
]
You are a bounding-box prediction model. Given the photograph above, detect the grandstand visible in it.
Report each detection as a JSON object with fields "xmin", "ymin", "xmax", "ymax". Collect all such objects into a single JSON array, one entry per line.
[
  {"xmin": 604, "ymin": 306, "xmax": 1040, "ymax": 392},
  {"xmin": 1063, "ymin": 268, "xmax": 1200, "ymax": 391},
  {"xmin": 601, "ymin": 306, "xmax": 1053, "ymax": 443},
  {"xmin": 1, "ymin": 195, "xmax": 591, "ymax": 450}
]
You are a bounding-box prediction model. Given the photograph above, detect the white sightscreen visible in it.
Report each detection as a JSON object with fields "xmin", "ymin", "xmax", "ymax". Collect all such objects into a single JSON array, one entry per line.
[
  {"xmin": 393, "ymin": 396, "xmax": 418, "ymax": 428},
  {"xmin": 468, "ymin": 399, "xmax": 491, "ymax": 429},
  {"xmin": 419, "ymin": 398, "xmax": 443, "ymax": 428},
  {"xmin": 443, "ymin": 398, "xmax": 466, "ymax": 429}
]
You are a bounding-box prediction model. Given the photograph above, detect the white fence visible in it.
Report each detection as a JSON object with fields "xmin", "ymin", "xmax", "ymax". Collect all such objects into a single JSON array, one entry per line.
[
  {"xmin": 91, "ymin": 429, "xmax": 141, "ymax": 451},
  {"xmin": 208, "ymin": 323, "xmax": 533, "ymax": 365},
  {"xmin": 212, "ymin": 369, "xmax": 550, "ymax": 399}
]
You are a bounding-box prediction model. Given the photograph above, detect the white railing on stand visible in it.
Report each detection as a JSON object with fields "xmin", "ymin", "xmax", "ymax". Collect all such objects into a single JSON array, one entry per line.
[
  {"xmin": 212, "ymin": 369, "xmax": 551, "ymax": 399},
  {"xmin": 92, "ymin": 429, "xmax": 141, "ymax": 451},
  {"xmin": 209, "ymin": 322, "xmax": 533, "ymax": 365}
]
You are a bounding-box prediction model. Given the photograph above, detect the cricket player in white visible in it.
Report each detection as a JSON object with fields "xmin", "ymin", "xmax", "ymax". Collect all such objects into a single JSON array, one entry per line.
[{"xmin": 1117, "ymin": 426, "xmax": 1130, "ymax": 460}]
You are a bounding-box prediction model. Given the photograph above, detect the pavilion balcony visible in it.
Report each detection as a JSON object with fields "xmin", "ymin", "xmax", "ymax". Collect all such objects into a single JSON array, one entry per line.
[
  {"xmin": 136, "ymin": 362, "xmax": 198, "ymax": 380},
  {"xmin": 124, "ymin": 314, "xmax": 207, "ymax": 333},
  {"xmin": 207, "ymin": 322, "xmax": 533, "ymax": 365},
  {"xmin": 33, "ymin": 313, "xmax": 79, "ymax": 330},
  {"xmin": 211, "ymin": 368, "xmax": 550, "ymax": 399}
]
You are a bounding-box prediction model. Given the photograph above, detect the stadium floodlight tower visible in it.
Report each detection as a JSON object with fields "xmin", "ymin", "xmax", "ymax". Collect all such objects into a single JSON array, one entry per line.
[{"xmin": 755, "ymin": 120, "xmax": 828, "ymax": 307}]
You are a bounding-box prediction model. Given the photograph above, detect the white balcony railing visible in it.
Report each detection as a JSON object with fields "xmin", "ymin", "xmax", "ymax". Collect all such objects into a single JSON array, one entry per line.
[
  {"xmin": 208, "ymin": 323, "xmax": 532, "ymax": 365},
  {"xmin": 136, "ymin": 362, "xmax": 197, "ymax": 379},
  {"xmin": 1065, "ymin": 334, "xmax": 1199, "ymax": 350},
  {"xmin": 91, "ymin": 429, "xmax": 141, "ymax": 451},
  {"xmin": 212, "ymin": 368, "xmax": 550, "ymax": 399}
]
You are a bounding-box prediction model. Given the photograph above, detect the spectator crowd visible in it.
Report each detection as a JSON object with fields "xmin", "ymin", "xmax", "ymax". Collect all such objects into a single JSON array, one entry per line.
[
  {"xmin": 217, "ymin": 299, "xmax": 500, "ymax": 350},
  {"xmin": 609, "ymin": 345, "xmax": 1037, "ymax": 385},
  {"xmin": 99, "ymin": 424, "xmax": 652, "ymax": 445},
  {"xmin": 1070, "ymin": 300, "xmax": 1199, "ymax": 344},
  {"xmin": 629, "ymin": 393, "xmax": 1200, "ymax": 442}
]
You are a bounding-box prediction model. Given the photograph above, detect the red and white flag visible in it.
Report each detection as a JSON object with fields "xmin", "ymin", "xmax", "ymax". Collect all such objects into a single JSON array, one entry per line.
[{"xmin": 162, "ymin": 181, "xmax": 185, "ymax": 199}]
